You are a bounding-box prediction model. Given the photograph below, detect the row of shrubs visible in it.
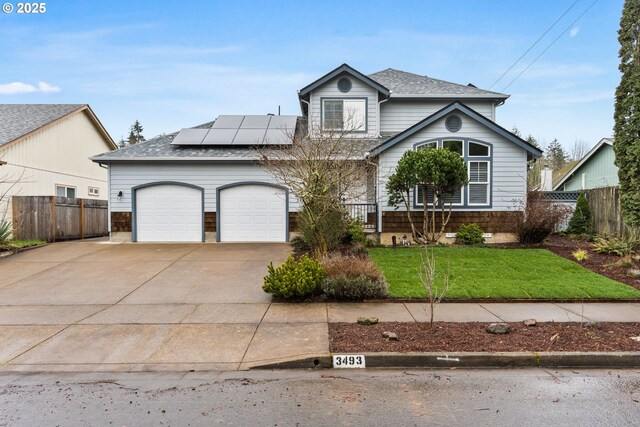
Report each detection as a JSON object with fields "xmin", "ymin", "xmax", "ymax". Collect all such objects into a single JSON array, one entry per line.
[{"xmin": 262, "ymin": 253, "xmax": 388, "ymax": 300}]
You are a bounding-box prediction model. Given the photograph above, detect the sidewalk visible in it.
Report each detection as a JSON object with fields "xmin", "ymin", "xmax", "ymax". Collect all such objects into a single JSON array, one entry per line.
[{"xmin": 2, "ymin": 301, "xmax": 639, "ymax": 373}]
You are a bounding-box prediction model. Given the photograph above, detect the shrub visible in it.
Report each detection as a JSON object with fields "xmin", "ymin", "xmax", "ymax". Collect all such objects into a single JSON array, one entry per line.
[
  {"xmin": 323, "ymin": 275, "xmax": 388, "ymax": 300},
  {"xmin": 511, "ymin": 192, "xmax": 571, "ymax": 244},
  {"xmin": 262, "ymin": 254, "xmax": 325, "ymax": 298},
  {"xmin": 320, "ymin": 254, "xmax": 388, "ymax": 300},
  {"xmin": 566, "ymin": 193, "xmax": 592, "ymax": 236},
  {"xmin": 593, "ymin": 234, "xmax": 639, "ymax": 257},
  {"xmin": 0, "ymin": 220, "xmax": 11, "ymax": 243},
  {"xmin": 298, "ymin": 206, "xmax": 347, "ymax": 254},
  {"xmin": 455, "ymin": 223, "xmax": 485, "ymax": 245},
  {"xmin": 572, "ymin": 249, "xmax": 589, "ymax": 262},
  {"xmin": 290, "ymin": 235, "xmax": 310, "ymax": 253},
  {"xmin": 344, "ymin": 217, "xmax": 367, "ymax": 245}
]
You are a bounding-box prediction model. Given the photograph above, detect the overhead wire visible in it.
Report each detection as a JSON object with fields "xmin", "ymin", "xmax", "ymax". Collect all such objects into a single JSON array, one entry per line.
[
  {"xmin": 501, "ymin": 0, "xmax": 600, "ymax": 91},
  {"xmin": 489, "ymin": 0, "xmax": 581, "ymax": 90}
]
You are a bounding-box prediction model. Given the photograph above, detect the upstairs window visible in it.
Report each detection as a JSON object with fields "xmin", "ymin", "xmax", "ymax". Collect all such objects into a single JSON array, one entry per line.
[{"xmin": 322, "ymin": 99, "xmax": 366, "ymax": 132}]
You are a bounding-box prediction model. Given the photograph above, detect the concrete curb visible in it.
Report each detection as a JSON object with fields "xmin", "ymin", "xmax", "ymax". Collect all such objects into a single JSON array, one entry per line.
[
  {"xmin": 0, "ymin": 243, "xmax": 47, "ymax": 259},
  {"xmin": 250, "ymin": 351, "xmax": 640, "ymax": 370}
]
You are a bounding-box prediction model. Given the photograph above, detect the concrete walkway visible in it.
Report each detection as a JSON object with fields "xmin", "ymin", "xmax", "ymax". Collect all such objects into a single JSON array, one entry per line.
[{"xmin": 0, "ymin": 241, "xmax": 638, "ymax": 372}]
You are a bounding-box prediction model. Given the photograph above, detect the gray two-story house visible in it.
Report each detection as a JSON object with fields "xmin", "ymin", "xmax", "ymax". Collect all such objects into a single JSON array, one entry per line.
[{"xmin": 92, "ymin": 64, "xmax": 542, "ymax": 244}]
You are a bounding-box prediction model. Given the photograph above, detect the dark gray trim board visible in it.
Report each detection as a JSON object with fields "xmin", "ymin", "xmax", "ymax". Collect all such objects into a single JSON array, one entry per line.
[
  {"xmin": 131, "ymin": 181, "xmax": 205, "ymax": 243},
  {"xmin": 216, "ymin": 181, "xmax": 290, "ymax": 243},
  {"xmin": 298, "ymin": 63, "xmax": 390, "ymax": 99},
  {"xmin": 371, "ymin": 101, "xmax": 543, "ymax": 158}
]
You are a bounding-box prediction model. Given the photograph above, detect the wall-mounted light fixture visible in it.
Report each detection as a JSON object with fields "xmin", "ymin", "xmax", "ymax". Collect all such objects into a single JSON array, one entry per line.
[{"xmin": 117, "ymin": 191, "xmax": 123, "ymax": 200}]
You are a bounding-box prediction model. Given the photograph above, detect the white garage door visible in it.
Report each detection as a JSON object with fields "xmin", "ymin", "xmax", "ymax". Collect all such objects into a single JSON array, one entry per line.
[
  {"xmin": 219, "ymin": 184, "xmax": 287, "ymax": 242},
  {"xmin": 135, "ymin": 184, "xmax": 203, "ymax": 242}
]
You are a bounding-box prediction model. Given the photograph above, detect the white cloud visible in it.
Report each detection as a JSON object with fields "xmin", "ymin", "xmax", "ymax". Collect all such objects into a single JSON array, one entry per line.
[
  {"xmin": 570, "ymin": 27, "xmax": 580, "ymax": 38},
  {"xmin": 38, "ymin": 81, "xmax": 61, "ymax": 93},
  {"xmin": 0, "ymin": 81, "xmax": 61, "ymax": 95},
  {"xmin": 0, "ymin": 82, "xmax": 37, "ymax": 95}
]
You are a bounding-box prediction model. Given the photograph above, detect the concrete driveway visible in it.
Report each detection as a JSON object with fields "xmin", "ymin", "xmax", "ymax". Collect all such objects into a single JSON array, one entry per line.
[{"xmin": 0, "ymin": 241, "xmax": 330, "ymax": 372}]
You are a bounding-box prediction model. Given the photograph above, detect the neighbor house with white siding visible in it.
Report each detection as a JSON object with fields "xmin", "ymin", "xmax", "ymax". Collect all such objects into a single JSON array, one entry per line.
[
  {"xmin": 0, "ymin": 104, "xmax": 116, "ymax": 221},
  {"xmin": 92, "ymin": 64, "xmax": 541, "ymax": 244}
]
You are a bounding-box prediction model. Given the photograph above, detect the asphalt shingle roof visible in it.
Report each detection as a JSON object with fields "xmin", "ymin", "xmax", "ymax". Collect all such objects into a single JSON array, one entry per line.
[
  {"xmin": 368, "ymin": 69, "xmax": 508, "ymax": 98},
  {"xmin": 91, "ymin": 120, "xmax": 395, "ymax": 162},
  {"xmin": 0, "ymin": 104, "xmax": 85, "ymax": 147}
]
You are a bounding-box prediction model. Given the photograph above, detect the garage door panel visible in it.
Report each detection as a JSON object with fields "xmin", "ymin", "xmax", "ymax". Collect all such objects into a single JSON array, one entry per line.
[
  {"xmin": 136, "ymin": 184, "xmax": 203, "ymax": 242},
  {"xmin": 220, "ymin": 185, "xmax": 286, "ymax": 242}
]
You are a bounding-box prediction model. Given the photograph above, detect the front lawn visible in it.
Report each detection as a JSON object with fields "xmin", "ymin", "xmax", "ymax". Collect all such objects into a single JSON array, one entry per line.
[
  {"xmin": 0, "ymin": 239, "xmax": 46, "ymax": 251},
  {"xmin": 368, "ymin": 246, "xmax": 640, "ymax": 300}
]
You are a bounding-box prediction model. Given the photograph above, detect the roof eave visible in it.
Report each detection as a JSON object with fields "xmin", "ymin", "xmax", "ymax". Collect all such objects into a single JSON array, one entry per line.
[
  {"xmin": 298, "ymin": 63, "xmax": 390, "ymax": 99},
  {"xmin": 389, "ymin": 94, "xmax": 510, "ymax": 100}
]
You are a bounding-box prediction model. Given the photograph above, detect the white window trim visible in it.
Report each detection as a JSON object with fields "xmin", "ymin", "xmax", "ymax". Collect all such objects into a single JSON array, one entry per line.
[
  {"xmin": 321, "ymin": 98, "xmax": 366, "ymax": 132},
  {"xmin": 467, "ymin": 160, "xmax": 491, "ymax": 206},
  {"xmin": 468, "ymin": 140, "xmax": 491, "ymax": 157},
  {"xmin": 55, "ymin": 184, "xmax": 77, "ymax": 198},
  {"xmin": 88, "ymin": 186, "xmax": 100, "ymax": 197}
]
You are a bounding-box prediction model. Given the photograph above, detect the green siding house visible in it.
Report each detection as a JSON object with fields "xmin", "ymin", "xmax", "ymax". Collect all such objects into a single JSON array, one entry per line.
[{"xmin": 553, "ymin": 138, "xmax": 618, "ymax": 191}]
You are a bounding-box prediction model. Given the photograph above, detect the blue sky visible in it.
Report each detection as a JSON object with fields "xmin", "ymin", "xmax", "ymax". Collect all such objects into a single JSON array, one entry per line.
[{"xmin": 0, "ymin": 0, "xmax": 623, "ymax": 152}]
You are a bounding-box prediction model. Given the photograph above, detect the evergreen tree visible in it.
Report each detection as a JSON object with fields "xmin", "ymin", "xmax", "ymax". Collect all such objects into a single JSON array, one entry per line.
[
  {"xmin": 545, "ymin": 138, "xmax": 568, "ymax": 170},
  {"xmin": 525, "ymin": 134, "xmax": 539, "ymax": 148},
  {"xmin": 511, "ymin": 126, "xmax": 522, "ymax": 137},
  {"xmin": 566, "ymin": 193, "xmax": 592, "ymax": 235},
  {"xmin": 128, "ymin": 120, "xmax": 145, "ymax": 146},
  {"xmin": 614, "ymin": 0, "xmax": 640, "ymax": 226},
  {"xmin": 117, "ymin": 136, "xmax": 126, "ymax": 149}
]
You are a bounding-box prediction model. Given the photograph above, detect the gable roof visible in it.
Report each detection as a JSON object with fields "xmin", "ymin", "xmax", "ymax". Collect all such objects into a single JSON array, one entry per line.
[
  {"xmin": 0, "ymin": 104, "xmax": 116, "ymax": 150},
  {"xmin": 370, "ymin": 101, "xmax": 542, "ymax": 158},
  {"xmin": 298, "ymin": 63, "xmax": 391, "ymax": 99},
  {"xmin": 368, "ymin": 69, "xmax": 509, "ymax": 99},
  {"xmin": 552, "ymin": 138, "xmax": 613, "ymax": 190}
]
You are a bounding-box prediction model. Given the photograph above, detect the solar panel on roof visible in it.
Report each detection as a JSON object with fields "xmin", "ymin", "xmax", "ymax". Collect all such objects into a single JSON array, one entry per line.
[
  {"xmin": 263, "ymin": 128, "xmax": 290, "ymax": 145},
  {"xmin": 170, "ymin": 128, "xmax": 209, "ymax": 145},
  {"xmin": 267, "ymin": 115, "xmax": 297, "ymax": 130},
  {"xmin": 211, "ymin": 115, "xmax": 244, "ymax": 129},
  {"xmin": 202, "ymin": 128, "xmax": 238, "ymax": 145},
  {"xmin": 240, "ymin": 115, "xmax": 271, "ymax": 129},
  {"xmin": 233, "ymin": 128, "xmax": 268, "ymax": 145}
]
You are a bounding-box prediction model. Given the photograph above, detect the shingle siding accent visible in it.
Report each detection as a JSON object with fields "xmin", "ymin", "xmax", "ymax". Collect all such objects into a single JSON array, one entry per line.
[
  {"xmin": 111, "ymin": 212, "xmax": 132, "ymax": 232},
  {"xmin": 381, "ymin": 211, "xmax": 519, "ymax": 233}
]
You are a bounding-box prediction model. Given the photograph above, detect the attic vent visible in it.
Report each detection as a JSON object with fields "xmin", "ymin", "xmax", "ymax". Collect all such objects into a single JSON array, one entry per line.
[
  {"xmin": 445, "ymin": 115, "xmax": 462, "ymax": 133},
  {"xmin": 337, "ymin": 77, "xmax": 352, "ymax": 93}
]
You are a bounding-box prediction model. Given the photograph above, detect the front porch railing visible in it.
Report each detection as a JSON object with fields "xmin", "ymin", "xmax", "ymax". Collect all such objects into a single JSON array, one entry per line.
[{"xmin": 343, "ymin": 203, "xmax": 378, "ymax": 230}]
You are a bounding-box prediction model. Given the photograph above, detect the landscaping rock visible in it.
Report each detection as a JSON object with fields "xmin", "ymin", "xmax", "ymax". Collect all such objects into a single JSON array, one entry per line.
[
  {"xmin": 486, "ymin": 323, "xmax": 511, "ymax": 335},
  {"xmin": 382, "ymin": 332, "xmax": 398, "ymax": 341},
  {"xmin": 523, "ymin": 319, "xmax": 537, "ymax": 327},
  {"xmin": 357, "ymin": 317, "xmax": 379, "ymax": 326}
]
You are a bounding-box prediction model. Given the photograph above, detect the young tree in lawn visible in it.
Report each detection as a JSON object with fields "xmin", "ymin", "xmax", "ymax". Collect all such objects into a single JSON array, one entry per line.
[
  {"xmin": 128, "ymin": 120, "xmax": 145, "ymax": 146},
  {"xmin": 260, "ymin": 117, "xmax": 373, "ymax": 254},
  {"xmin": 387, "ymin": 147, "xmax": 468, "ymax": 243},
  {"xmin": 614, "ymin": 0, "xmax": 640, "ymax": 226}
]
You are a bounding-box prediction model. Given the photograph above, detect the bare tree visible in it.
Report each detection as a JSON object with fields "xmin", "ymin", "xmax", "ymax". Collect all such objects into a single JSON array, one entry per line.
[
  {"xmin": 0, "ymin": 158, "xmax": 27, "ymax": 240},
  {"xmin": 419, "ymin": 245, "xmax": 451, "ymax": 327},
  {"xmin": 570, "ymin": 139, "xmax": 590, "ymax": 161},
  {"xmin": 259, "ymin": 115, "xmax": 374, "ymax": 254}
]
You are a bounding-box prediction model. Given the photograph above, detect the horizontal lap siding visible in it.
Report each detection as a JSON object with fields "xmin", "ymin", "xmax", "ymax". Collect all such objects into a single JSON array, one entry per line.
[
  {"xmin": 309, "ymin": 76, "xmax": 379, "ymax": 138},
  {"xmin": 380, "ymin": 100, "xmax": 494, "ymax": 133},
  {"xmin": 378, "ymin": 112, "xmax": 527, "ymax": 212},
  {"xmin": 109, "ymin": 163, "xmax": 300, "ymax": 212}
]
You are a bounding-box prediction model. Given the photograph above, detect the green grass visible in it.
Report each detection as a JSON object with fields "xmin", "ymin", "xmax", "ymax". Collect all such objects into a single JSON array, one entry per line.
[
  {"xmin": 4, "ymin": 240, "xmax": 46, "ymax": 249},
  {"xmin": 369, "ymin": 246, "xmax": 640, "ymax": 300}
]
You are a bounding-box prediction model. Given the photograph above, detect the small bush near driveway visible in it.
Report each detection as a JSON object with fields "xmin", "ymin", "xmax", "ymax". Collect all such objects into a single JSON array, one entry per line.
[
  {"xmin": 320, "ymin": 254, "xmax": 388, "ymax": 300},
  {"xmin": 262, "ymin": 254, "xmax": 325, "ymax": 298},
  {"xmin": 369, "ymin": 246, "xmax": 640, "ymax": 300}
]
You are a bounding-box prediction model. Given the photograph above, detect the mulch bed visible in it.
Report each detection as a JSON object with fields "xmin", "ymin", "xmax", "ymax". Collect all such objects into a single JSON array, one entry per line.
[
  {"xmin": 329, "ymin": 322, "xmax": 640, "ymax": 353},
  {"xmin": 544, "ymin": 235, "xmax": 640, "ymax": 291}
]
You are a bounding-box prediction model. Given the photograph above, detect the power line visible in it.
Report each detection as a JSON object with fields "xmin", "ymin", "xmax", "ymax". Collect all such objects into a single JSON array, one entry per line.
[
  {"xmin": 501, "ymin": 0, "xmax": 599, "ymax": 91},
  {"xmin": 489, "ymin": 0, "xmax": 581, "ymax": 90}
]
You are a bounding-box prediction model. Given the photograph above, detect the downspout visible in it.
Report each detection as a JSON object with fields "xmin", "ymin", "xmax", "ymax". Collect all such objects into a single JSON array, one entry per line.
[
  {"xmin": 373, "ymin": 93, "xmax": 391, "ymax": 233},
  {"xmin": 298, "ymin": 94, "xmax": 311, "ymax": 137}
]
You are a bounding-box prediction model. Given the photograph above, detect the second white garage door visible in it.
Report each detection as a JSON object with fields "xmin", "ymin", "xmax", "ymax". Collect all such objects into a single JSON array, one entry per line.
[
  {"xmin": 219, "ymin": 184, "xmax": 287, "ymax": 242},
  {"xmin": 135, "ymin": 184, "xmax": 203, "ymax": 242}
]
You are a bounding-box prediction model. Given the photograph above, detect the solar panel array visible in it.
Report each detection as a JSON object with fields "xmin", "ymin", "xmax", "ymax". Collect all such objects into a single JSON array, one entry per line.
[{"xmin": 171, "ymin": 115, "xmax": 297, "ymax": 146}]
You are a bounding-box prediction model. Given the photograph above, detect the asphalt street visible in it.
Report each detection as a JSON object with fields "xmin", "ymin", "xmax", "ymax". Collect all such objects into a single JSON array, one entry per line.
[{"xmin": 1, "ymin": 368, "xmax": 638, "ymax": 426}]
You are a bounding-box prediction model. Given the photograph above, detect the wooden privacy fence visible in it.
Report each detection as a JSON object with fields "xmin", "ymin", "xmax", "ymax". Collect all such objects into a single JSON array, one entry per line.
[
  {"xmin": 585, "ymin": 186, "xmax": 637, "ymax": 237},
  {"xmin": 12, "ymin": 196, "xmax": 108, "ymax": 242}
]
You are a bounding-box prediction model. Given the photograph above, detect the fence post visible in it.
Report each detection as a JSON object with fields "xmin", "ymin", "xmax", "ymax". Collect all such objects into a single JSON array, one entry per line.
[
  {"xmin": 79, "ymin": 198, "xmax": 85, "ymax": 240},
  {"xmin": 50, "ymin": 196, "xmax": 56, "ymax": 242}
]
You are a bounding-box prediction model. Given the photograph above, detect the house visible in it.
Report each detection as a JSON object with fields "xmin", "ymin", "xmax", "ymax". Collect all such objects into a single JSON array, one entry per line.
[
  {"xmin": 91, "ymin": 64, "xmax": 542, "ymax": 244},
  {"xmin": 553, "ymin": 138, "xmax": 618, "ymax": 191},
  {"xmin": 0, "ymin": 104, "xmax": 116, "ymax": 221}
]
